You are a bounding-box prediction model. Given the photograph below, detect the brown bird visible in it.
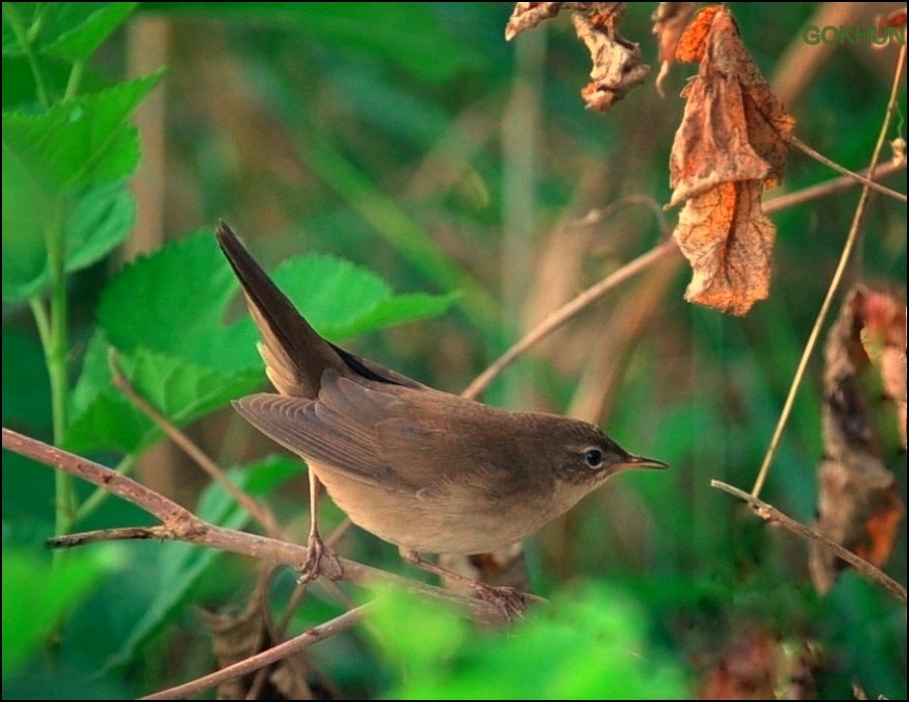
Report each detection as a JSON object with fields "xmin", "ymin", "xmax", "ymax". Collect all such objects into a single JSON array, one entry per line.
[{"xmin": 216, "ymin": 221, "xmax": 667, "ymax": 608}]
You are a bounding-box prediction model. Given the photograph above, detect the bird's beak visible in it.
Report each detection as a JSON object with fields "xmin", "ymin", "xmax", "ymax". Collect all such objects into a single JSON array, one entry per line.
[{"xmin": 622, "ymin": 454, "xmax": 669, "ymax": 470}]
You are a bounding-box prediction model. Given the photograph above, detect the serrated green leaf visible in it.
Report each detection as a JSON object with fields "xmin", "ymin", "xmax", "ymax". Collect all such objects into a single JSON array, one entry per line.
[
  {"xmin": 2, "ymin": 3, "xmax": 138, "ymax": 61},
  {"xmin": 81, "ymin": 232, "xmax": 456, "ymax": 454},
  {"xmin": 330, "ymin": 291, "xmax": 461, "ymax": 340},
  {"xmin": 1, "ymin": 69, "xmax": 164, "ymax": 196},
  {"xmin": 2, "ymin": 180, "xmax": 135, "ymax": 300},
  {"xmin": 63, "ymin": 330, "xmax": 263, "ymax": 454},
  {"xmin": 42, "ymin": 3, "xmax": 139, "ymax": 61},
  {"xmin": 99, "ymin": 232, "xmax": 458, "ymax": 372},
  {"xmin": 97, "ymin": 231, "xmax": 262, "ymax": 373},
  {"xmin": 270, "ymin": 252, "xmax": 392, "ymax": 337},
  {"xmin": 65, "ymin": 180, "xmax": 136, "ymax": 268},
  {"xmin": 272, "ymin": 253, "xmax": 459, "ymax": 342},
  {"xmin": 106, "ymin": 457, "xmax": 300, "ymax": 671}
]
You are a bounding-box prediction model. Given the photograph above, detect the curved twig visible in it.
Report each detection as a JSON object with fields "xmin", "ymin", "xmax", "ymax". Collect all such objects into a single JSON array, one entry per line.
[{"xmin": 711, "ymin": 480, "xmax": 906, "ymax": 604}]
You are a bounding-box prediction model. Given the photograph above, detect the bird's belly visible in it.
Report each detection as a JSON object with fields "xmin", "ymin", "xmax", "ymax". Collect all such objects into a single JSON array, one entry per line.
[{"xmin": 312, "ymin": 466, "xmax": 552, "ymax": 555}]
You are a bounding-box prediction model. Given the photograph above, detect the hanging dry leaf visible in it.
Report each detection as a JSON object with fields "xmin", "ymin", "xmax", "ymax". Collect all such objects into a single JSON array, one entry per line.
[
  {"xmin": 667, "ymin": 6, "xmax": 795, "ymax": 315},
  {"xmin": 652, "ymin": 1, "xmax": 699, "ymax": 93},
  {"xmin": 504, "ymin": 1, "xmax": 570, "ymax": 40},
  {"xmin": 858, "ymin": 287, "xmax": 908, "ymax": 448},
  {"xmin": 673, "ymin": 181, "xmax": 774, "ymax": 315},
  {"xmin": 574, "ymin": 5, "xmax": 651, "ymax": 111},
  {"xmin": 505, "ymin": 2, "xmax": 649, "ymax": 112},
  {"xmin": 199, "ymin": 578, "xmax": 322, "ymax": 701},
  {"xmin": 809, "ymin": 285, "xmax": 906, "ymax": 594}
]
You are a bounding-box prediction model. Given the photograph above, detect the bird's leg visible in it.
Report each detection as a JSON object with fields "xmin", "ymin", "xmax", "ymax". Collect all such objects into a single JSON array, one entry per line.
[
  {"xmin": 298, "ymin": 471, "xmax": 342, "ymax": 583},
  {"xmin": 399, "ymin": 548, "xmax": 529, "ymax": 620}
]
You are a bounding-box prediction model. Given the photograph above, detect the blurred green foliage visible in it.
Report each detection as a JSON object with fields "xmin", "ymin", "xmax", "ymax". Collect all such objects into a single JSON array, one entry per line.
[{"xmin": 2, "ymin": 2, "xmax": 905, "ymax": 699}]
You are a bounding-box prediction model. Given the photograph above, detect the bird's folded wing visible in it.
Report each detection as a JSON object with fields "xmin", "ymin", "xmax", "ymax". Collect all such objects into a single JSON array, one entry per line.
[{"xmin": 233, "ymin": 371, "xmax": 421, "ymax": 493}]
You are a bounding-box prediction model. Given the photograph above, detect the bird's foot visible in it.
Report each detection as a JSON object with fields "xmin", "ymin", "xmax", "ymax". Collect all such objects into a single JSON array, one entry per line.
[
  {"xmin": 469, "ymin": 582, "xmax": 528, "ymax": 621},
  {"xmin": 296, "ymin": 532, "xmax": 343, "ymax": 583}
]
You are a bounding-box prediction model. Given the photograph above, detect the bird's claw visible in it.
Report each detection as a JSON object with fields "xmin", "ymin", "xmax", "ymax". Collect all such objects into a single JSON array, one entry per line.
[
  {"xmin": 297, "ymin": 533, "xmax": 343, "ymax": 583},
  {"xmin": 471, "ymin": 583, "xmax": 528, "ymax": 621}
]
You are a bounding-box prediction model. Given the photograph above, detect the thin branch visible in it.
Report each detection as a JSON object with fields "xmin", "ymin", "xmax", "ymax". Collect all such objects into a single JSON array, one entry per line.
[
  {"xmin": 462, "ymin": 238, "xmax": 680, "ymax": 400},
  {"xmin": 108, "ymin": 348, "xmax": 282, "ymax": 537},
  {"xmin": 764, "ymin": 160, "xmax": 906, "ymax": 215},
  {"xmin": 140, "ymin": 604, "xmax": 369, "ymax": 700},
  {"xmin": 711, "ymin": 480, "xmax": 906, "ymax": 604},
  {"xmin": 462, "ymin": 156, "xmax": 906, "ymax": 402},
  {"xmin": 2, "ymin": 426, "xmax": 510, "ymax": 624},
  {"xmin": 751, "ymin": 41, "xmax": 908, "ymax": 499},
  {"xmin": 787, "ymin": 134, "xmax": 907, "ymax": 204}
]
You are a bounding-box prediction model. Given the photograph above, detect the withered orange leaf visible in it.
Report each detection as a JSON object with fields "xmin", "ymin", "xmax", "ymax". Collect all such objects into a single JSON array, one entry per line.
[
  {"xmin": 668, "ymin": 5, "xmax": 794, "ymax": 315},
  {"xmin": 505, "ymin": 3, "xmax": 649, "ymax": 112},
  {"xmin": 674, "ymin": 181, "xmax": 773, "ymax": 315},
  {"xmin": 809, "ymin": 285, "xmax": 906, "ymax": 595},
  {"xmin": 674, "ymin": 4, "xmax": 719, "ymax": 64}
]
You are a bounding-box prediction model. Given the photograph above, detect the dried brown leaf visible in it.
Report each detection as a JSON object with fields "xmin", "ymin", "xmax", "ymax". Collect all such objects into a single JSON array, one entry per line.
[
  {"xmin": 574, "ymin": 5, "xmax": 650, "ymax": 111},
  {"xmin": 674, "ymin": 181, "xmax": 774, "ymax": 315},
  {"xmin": 810, "ymin": 286, "xmax": 906, "ymax": 594},
  {"xmin": 505, "ymin": 1, "xmax": 566, "ymax": 41},
  {"xmin": 201, "ymin": 601, "xmax": 316, "ymax": 700},
  {"xmin": 505, "ymin": 2, "xmax": 621, "ymax": 40},
  {"xmin": 668, "ymin": 5, "xmax": 794, "ymax": 315},
  {"xmin": 505, "ymin": 3, "xmax": 649, "ymax": 111}
]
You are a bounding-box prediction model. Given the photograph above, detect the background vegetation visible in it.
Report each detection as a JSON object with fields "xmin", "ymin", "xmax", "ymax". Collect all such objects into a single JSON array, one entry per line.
[{"xmin": 2, "ymin": 2, "xmax": 906, "ymax": 699}]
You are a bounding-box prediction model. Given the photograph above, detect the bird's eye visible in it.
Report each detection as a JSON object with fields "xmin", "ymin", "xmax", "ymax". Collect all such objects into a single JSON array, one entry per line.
[{"xmin": 583, "ymin": 448, "xmax": 603, "ymax": 469}]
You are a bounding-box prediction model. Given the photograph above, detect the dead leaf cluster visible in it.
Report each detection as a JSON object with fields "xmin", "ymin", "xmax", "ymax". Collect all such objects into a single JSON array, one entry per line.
[{"xmin": 810, "ymin": 285, "xmax": 907, "ymax": 593}]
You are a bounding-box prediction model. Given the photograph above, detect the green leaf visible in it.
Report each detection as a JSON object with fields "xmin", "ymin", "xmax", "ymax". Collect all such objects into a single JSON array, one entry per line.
[
  {"xmin": 63, "ymin": 330, "xmax": 263, "ymax": 454},
  {"xmin": 97, "ymin": 231, "xmax": 262, "ymax": 373},
  {"xmin": 0, "ymin": 138, "xmax": 52, "ymax": 300},
  {"xmin": 369, "ymin": 583, "xmax": 690, "ymax": 700},
  {"xmin": 271, "ymin": 253, "xmax": 460, "ymax": 342},
  {"xmin": 106, "ymin": 457, "xmax": 300, "ymax": 670},
  {"xmin": 77, "ymin": 232, "xmax": 456, "ymax": 454},
  {"xmin": 1, "ymin": 69, "xmax": 164, "ymax": 196},
  {"xmin": 99, "ymin": 232, "xmax": 459, "ymax": 370},
  {"xmin": 366, "ymin": 583, "xmax": 468, "ymax": 670},
  {"xmin": 2, "ymin": 180, "xmax": 135, "ymax": 300},
  {"xmin": 41, "ymin": 2, "xmax": 139, "ymax": 61},
  {"xmin": 332, "ymin": 291, "xmax": 462, "ymax": 340},
  {"xmin": 2, "ymin": 549, "xmax": 108, "ymax": 682},
  {"xmin": 2, "ymin": 3, "xmax": 139, "ymax": 61}
]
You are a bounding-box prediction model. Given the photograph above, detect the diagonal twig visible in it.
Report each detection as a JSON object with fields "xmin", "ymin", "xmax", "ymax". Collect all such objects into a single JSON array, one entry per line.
[
  {"xmin": 751, "ymin": 40, "xmax": 908, "ymax": 498},
  {"xmin": 711, "ymin": 480, "xmax": 906, "ymax": 604}
]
